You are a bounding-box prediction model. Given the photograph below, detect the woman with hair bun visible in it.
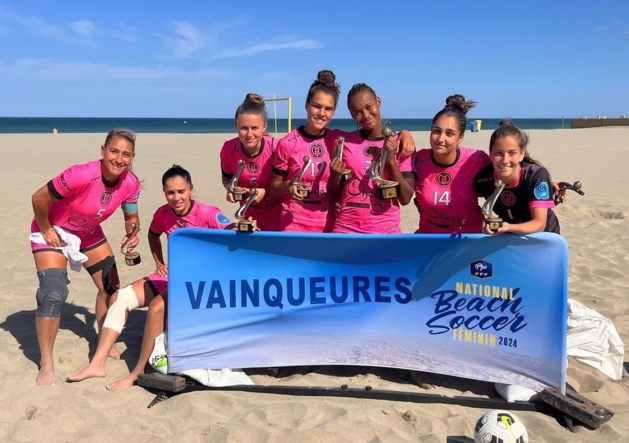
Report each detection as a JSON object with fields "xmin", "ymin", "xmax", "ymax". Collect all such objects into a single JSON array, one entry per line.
[
  {"xmin": 412, "ymin": 94, "xmax": 491, "ymax": 233},
  {"xmin": 473, "ymin": 120, "xmax": 560, "ymax": 234},
  {"xmin": 270, "ymin": 70, "xmax": 340, "ymax": 232},
  {"xmin": 220, "ymin": 93, "xmax": 282, "ymax": 231}
]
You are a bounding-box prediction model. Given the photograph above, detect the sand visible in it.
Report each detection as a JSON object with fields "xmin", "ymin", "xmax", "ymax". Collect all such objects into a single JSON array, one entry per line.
[{"xmin": 0, "ymin": 128, "xmax": 627, "ymax": 442}]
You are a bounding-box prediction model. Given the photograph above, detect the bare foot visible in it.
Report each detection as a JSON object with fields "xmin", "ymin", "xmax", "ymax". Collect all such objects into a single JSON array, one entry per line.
[
  {"xmin": 108, "ymin": 346, "xmax": 122, "ymax": 360},
  {"xmin": 106, "ymin": 373, "xmax": 140, "ymax": 392},
  {"xmin": 66, "ymin": 364, "xmax": 106, "ymax": 383},
  {"xmin": 36, "ymin": 366, "xmax": 57, "ymax": 386},
  {"xmin": 409, "ymin": 371, "xmax": 435, "ymax": 390}
]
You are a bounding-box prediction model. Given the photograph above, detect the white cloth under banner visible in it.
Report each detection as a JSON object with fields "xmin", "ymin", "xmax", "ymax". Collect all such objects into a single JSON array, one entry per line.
[
  {"xmin": 567, "ymin": 298, "xmax": 624, "ymax": 380},
  {"xmin": 149, "ymin": 332, "xmax": 254, "ymax": 387},
  {"xmin": 29, "ymin": 226, "xmax": 88, "ymax": 272}
]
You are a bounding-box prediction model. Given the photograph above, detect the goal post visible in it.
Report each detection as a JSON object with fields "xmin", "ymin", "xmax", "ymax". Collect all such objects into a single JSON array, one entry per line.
[{"xmin": 265, "ymin": 95, "xmax": 292, "ymax": 137}]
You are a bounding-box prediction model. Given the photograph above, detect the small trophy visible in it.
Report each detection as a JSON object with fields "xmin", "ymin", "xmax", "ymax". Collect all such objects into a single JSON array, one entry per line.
[
  {"xmin": 235, "ymin": 188, "xmax": 258, "ymax": 232},
  {"xmin": 333, "ymin": 136, "xmax": 352, "ymax": 182},
  {"xmin": 228, "ymin": 160, "xmax": 247, "ymax": 202},
  {"xmin": 554, "ymin": 180, "xmax": 585, "ymax": 205},
  {"xmin": 289, "ymin": 156, "xmax": 312, "ymax": 198},
  {"xmin": 481, "ymin": 180, "xmax": 506, "ymax": 232},
  {"xmin": 120, "ymin": 223, "xmax": 141, "ymax": 266},
  {"xmin": 367, "ymin": 127, "xmax": 400, "ymax": 199}
]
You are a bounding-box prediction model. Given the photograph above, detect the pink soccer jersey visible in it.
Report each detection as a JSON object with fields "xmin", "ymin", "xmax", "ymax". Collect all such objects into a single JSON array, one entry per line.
[
  {"xmin": 413, "ymin": 147, "xmax": 490, "ymax": 233},
  {"xmin": 148, "ymin": 200, "xmax": 232, "ymax": 237},
  {"xmin": 332, "ymin": 130, "xmax": 413, "ymax": 234},
  {"xmin": 274, "ymin": 127, "xmax": 334, "ymax": 232},
  {"xmin": 40, "ymin": 160, "xmax": 140, "ymax": 242},
  {"xmin": 220, "ymin": 135, "xmax": 281, "ymax": 231}
]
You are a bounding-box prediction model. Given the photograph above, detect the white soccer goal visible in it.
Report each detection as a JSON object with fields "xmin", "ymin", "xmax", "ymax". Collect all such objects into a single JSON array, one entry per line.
[{"xmin": 265, "ymin": 94, "xmax": 292, "ymax": 137}]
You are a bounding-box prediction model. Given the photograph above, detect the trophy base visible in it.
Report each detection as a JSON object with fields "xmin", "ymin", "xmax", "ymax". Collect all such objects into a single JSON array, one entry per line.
[
  {"xmin": 297, "ymin": 187, "xmax": 310, "ymax": 198},
  {"xmin": 233, "ymin": 192, "xmax": 246, "ymax": 202},
  {"xmin": 237, "ymin": 221, "xmax": 255, "ymax": 233},
  {"xmin": 125, "ymin": 252, "xmax": 141, "ymax": 266},
  {"xmin": 377, "ymin": 183, "xmax": 400, "ymax": 200},
  {"xmin": 341, "ymin": 170, "xmax": 352, "ymax": 183},
  {"xmin": 485, "ymin": 217, "xmax": 503, "ymax": 232}
]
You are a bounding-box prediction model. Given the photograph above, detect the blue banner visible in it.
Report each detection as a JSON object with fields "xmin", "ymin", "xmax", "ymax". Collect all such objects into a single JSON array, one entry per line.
[{"xmin": 167, "ymin": 230, "xmax": 568, "ymax": 392}]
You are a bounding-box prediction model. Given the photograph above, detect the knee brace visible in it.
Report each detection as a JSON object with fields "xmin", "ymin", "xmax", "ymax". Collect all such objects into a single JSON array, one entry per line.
[
  {"xmin": 35, "ymin": 268, "xmax": 70, "ymax": 318},
  {"xmin": 102, "ymin": 284, "xmax": 140, "ymax": 333},
  {"xmin": 86, "ymin": 256, "xmax": 119, "ymax": 296}
]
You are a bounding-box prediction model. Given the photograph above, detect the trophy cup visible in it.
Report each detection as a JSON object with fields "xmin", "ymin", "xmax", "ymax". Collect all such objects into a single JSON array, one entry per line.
[
  {"xmin": 235, "ymin": 188, "xmax": 259, "ymax": 232},
  {"xmin": 120, "ymin": 223, "xmax": 141, "ymax": 266},
  {"xmin": 367, "ymin": 127, "xmax": 400, "ymax": 199},
  {"xmin": 554, "ymin": 180, "xmax": 585, "ymax": 204},
  {"xmin": 333, "ymin": 136, "xmax": 352, "ymax": 182},
  {"xmin": 481, "ymin": 180, "xmax": 506, "ymax": 232},
  {"xmin": 228, "ymin": 160, "xmax": 247, "ymax": 202},
  {"xmin": 289, "ymin": 156, "xmax": 312, "ymax": 198}
]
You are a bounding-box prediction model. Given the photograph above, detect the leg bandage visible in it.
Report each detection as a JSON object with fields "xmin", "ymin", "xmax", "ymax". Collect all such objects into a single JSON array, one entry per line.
[
  {"xmin": 36, "ymin": 268, "xmax": 71, "ymax": 318},
  {"xmin": 102, "ymin": 284, "xmax": 139, "ymax": 333}
]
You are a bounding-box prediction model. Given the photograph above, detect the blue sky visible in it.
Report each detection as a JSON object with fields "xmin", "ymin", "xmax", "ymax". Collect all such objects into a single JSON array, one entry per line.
[{"xmin": 0, "ymin": 1, "xmax": 627, "ymax": 119}]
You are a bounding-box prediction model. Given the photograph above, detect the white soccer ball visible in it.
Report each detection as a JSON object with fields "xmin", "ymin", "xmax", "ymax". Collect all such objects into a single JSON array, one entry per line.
[{"xmin": 473, "ymin": 409, "xmax": 529, "ymax": 443}]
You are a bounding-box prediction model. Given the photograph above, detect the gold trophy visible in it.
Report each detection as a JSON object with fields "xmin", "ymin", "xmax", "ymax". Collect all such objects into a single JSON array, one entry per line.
[
  {"xmin": 554, "ymin": 180, "xmax": 585, "ymax": 204},
  {"xmin": 228, "ymin": 160, "xmax": 247, "ymax": 202},
  {"xmin": 367, "ymin": 127, "xmax": 400, "ymax": 199},
  {"xmin": 289, "ymin": 156, "xmax": 312, "ymax": 198},
  {"xmin": 333, "ymin": 136, "xmax": 352, "ymax": 182},
  {"xmin": 120, "ymin": 223, "xmax": 141, "ymax": 266},
  {"xmin": 235, "ymin": 188, "xmax": 259, "ymax": 232},
  {"xmin": 481, "ymin": 180, "xmax": 506, "ymax": 232}
]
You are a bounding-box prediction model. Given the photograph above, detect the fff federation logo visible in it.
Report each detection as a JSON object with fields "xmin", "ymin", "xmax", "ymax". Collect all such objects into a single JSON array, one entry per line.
[{"xmin": 470, "ymin": 260, "xmax": 493, "ymax": 279}]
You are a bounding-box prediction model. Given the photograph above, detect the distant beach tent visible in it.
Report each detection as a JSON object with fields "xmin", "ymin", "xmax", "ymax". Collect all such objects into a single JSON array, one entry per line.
[{"xmin": 265, "ymin": 94, "xmax": 292, "ymax": 137}]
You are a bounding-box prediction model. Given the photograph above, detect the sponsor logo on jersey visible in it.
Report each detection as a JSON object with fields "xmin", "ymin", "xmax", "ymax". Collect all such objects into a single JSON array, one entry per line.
[
  {"xmin": 436, "ymin": 171, "xmax": 452, "ymax": 186},
  {"xmin": 57, "ymin": 174, "xmax": 72, "ymax": 193},
  {"xmin": 245, "ymin": 162, "xmax": 259, "ymax": 173},
  {"xmin": 100, "ymin": 191, "xmax": 112, "ymax": 205},
  {"xmin": 309, "ymin": 143, "xmax": 324, "ymax": 158},
  {"xmin": 176, "ymin": 219, "xmax": 189, "ymax": 228},
  {"xmin": 501, "ymin": 191, "xmax": 516, "ymax": 206},
  {"xmin": 534, "ymin": 182, "xmax": 550, "ymax": 200},
  {"xmin": 217, "ymin": 213, "xmax": 231, "ymax": 224},
  {"xmin": 470, "ymin": 260, "xmax": 493, "ymax": 279},
  {"xmin": 363, "ymin": 145, "xmax": 379, "ymax": 157}
]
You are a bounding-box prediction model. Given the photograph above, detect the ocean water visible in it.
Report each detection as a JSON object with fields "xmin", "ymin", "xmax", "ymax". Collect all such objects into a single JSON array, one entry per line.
[{"xmin": 0, "ymin": 117, "xmax": 571, "ymax": 134}]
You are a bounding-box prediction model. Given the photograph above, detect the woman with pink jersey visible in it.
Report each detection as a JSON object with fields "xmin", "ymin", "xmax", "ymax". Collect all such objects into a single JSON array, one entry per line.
[
  {"xmin": 270, "ymin": 70, "xmax": 341, "ymax": 232},
  {"xmin": 30, "ymin": 129, "xmax": 141, "ymax": 386},
  {"xmin": 220, "ymin": 93, "xmax": 282, "ymax": 231},
  {"xmin": 412, "ymin": 94, "xmax": 491, "ymax": 234},
  {"xmin": 329, "ymin": 83, "xmax": 415, "ymax": 234},
  {"xmin": 68, "ymin": 165, "xmax": 236, "ymax": 390}
]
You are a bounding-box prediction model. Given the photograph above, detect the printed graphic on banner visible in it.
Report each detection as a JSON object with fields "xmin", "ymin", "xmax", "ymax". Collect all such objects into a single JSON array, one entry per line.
[{"xmin": 167, "ymin": 230, "xmax": 568, "ymax": 392}]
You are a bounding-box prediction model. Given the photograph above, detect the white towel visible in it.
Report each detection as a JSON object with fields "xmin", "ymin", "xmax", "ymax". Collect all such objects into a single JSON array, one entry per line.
[{"xmin": 29, "ymin": 226, "xmax": 88, "ymax": 272}]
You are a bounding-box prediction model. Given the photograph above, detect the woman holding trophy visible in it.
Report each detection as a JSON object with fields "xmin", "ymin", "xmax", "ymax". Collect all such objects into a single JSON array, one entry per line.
[
  {"xmin": 67, "ymin": 165, "xmax": 237, "ymax": 390},
  {"xmin": 473, "ymin": 120, "xmax": 560, "ymax": 234},
  {"xmin": 270, "ymin": 70, "xmax": 341, "ymax": 232},
  {"xmin": 329, "ymin": 83, "xmax": 415, "ymax": 234},
  {"xmin": 412, "ymin": 94, "xmax": 491, "ymax": 234},
  {"xmin": 220, "ymin": 93, "xmax": 282, "ymax": 231}
]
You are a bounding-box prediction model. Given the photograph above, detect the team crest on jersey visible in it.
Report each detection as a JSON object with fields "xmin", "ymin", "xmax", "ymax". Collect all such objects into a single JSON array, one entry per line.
[
  {"xmin": 501, "ymin": 191, "xmax": 516, "ymax": 206},
  {"xmin": 534, "ymin": 182, "xmax": 550, "ymax": 200},
  {"xmin": 363, "ymin": 145, "xmax": 379, "ymax": 157},
  {"xmin": 309, "ymin": 143, "xmax": 324, "ymax": 158},
  {"xmin": 217, "ymin": 213, "xmax": 231, "ymax": 224},
  {"xmin": 436, "ymin": 172, "xmax": 452, "ymax": 186},
  {"xmin": 100, "ymin": 191, "xmax": 112, "ymax": 205},
  {"xmin": 176, "ymin": 219, "xmax": 188, "ymax": 228},
  {"xmin": 245, "ymin": 161, "xmax": 259, "ymax": 173}
]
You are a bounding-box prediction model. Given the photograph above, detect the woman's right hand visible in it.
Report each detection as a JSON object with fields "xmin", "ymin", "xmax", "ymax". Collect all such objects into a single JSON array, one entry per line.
[{"xmin": 43, "ymin": 228, "xmax": 63, "ymax": 247}]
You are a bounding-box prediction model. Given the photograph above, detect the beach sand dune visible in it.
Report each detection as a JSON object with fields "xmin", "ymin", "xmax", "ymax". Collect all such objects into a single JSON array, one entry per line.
[{"xmin": 0, "ymin": 129, "xmax": 627, "ymax": 442}]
